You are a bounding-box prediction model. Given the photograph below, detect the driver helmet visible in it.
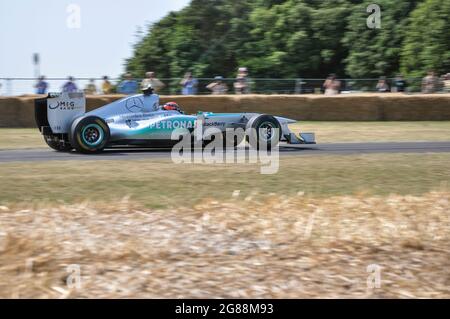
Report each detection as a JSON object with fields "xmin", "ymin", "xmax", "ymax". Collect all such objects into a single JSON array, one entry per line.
[{"xmin": 162, "ymin": 102, "xmax": 181, "ymax": 112}]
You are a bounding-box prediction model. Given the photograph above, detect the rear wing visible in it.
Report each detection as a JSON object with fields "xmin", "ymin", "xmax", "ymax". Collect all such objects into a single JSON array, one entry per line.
[{"xmin": 35, "ymin": 92, "xmax": 86, "ymax": 135}]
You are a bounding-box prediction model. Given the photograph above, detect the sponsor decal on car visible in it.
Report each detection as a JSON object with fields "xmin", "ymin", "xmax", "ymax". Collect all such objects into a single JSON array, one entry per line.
[
  {"xmin": 48, "ymin": 100, "xmax": 80, "ymax": 110},
  {"xmin": 148, "ymin": 120, "xmax": 195, "ymax": 130},
  {"xmin": 204, "ymin": 121, "xmax": 226, "ymax": 127},
  {"xmin": 125, "ymin": 97, "xmax": 145, "ymax": 113}
]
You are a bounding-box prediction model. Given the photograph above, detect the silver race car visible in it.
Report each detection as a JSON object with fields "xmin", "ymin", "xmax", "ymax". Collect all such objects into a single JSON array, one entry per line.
[{"xmin": 35, "ymin": 87, "xmax": 315, "ymax": 153}]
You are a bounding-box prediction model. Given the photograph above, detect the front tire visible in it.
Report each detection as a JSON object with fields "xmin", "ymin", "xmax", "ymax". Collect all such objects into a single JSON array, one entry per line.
[
  {"xmin": 246, "ymin": 115, "xmax": 281, "ymax": 150},
  {"xmin": 69, "ymin": 116, "xmax": 110, "ymax": 153}
]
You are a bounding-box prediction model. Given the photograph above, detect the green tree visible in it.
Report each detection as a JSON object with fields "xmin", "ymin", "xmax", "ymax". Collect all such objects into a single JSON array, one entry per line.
[
  {"xmin": 126, "ymin": 12, "xmax": 179, "ymax": 78},
  {"xmin": 234, "ymin": 0, "xmax": 353, "ymax": 78},
  {"xmin": 343, "ymin": 0, "xmax": 421, "ymax": 78},
  {"xmin": 310, "ymin": 0, "xmax": 353, "ymax": 77},
  {"xmin": 129, "ymin": 0, "xmax": 354, "ymax": 79},
  {"xmin": 400, "ymin": 0, "xmax": 450, "ymax": 77},
  {"xmin": 126, "ymin": 0, "xmax": 441, "ymax": 82},
  {"xmin": 239, "ymin": 0, "xmax": 315, "ymax": 77}
]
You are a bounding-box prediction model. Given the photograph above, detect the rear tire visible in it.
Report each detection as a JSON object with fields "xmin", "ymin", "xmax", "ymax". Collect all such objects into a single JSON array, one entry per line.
[{"xmin": 69, "ymin": 116, "xmax": 110, "ymax": 153}]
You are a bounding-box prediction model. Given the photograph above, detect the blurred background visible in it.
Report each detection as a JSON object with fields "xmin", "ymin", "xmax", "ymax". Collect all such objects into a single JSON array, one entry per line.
[{"xmin": 0, "ymin": 0, "xmax": 448, "ymax": 95}]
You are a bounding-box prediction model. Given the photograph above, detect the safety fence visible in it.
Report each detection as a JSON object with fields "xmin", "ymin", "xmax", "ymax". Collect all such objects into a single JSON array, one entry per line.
[{"xmin": 0, "ymin": 77, "xmax": 445, "ymax": 96}]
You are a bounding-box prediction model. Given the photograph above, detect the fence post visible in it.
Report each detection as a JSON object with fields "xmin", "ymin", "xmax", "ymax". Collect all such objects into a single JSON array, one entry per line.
[
  {"xmin": 295, "ymin": 78, "xmax": 303, "ymax": 94},
  {"xmin": 6, "ymin": 78, "xmax": 12, "ymax": 96}
]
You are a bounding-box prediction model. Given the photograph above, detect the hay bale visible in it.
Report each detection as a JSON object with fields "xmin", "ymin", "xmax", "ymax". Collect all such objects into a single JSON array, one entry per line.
[
  {"xmin": 0, "ymin": 96, "xmax": 37, "ymax": 128},
  {"xmin": 0, "ymin": 94, "xmax": 449, "ymax": 128}
]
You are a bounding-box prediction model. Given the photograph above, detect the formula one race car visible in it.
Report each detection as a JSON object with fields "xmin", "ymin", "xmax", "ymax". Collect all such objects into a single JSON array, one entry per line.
[{"xmin": 35, "ymin": 88, "xmax": 315, "ymax": 153}]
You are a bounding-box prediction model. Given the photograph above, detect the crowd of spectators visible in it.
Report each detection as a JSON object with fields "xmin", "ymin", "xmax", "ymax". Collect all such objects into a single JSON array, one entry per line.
[
  {"xmin": 28, "ymin": 68, "xmax": 450, "ymax": 96},
  {"xmin": 321, "ymin": 71, "xmax": 449, "ymax": 95},
  {"xmin": 29, "ymin": 67, "xmax": 253, "ymax": 96}
]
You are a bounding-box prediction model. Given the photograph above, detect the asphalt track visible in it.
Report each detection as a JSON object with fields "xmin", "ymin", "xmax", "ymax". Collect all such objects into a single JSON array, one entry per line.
[{"xmin": 1, "ymin": 142, "xmax": 450, "ymax": 163}]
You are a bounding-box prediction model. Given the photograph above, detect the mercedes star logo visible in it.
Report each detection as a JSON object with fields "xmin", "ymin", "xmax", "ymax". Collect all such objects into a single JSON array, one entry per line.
[{"xmin": 125, "ymin": 97, "xmax": 145, "ymax": 113}]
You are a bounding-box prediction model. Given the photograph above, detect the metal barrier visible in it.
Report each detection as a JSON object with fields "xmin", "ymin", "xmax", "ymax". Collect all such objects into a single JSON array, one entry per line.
[{"xmin": 0, "ymin": 77, "xmax": 442, "ymax": 96}]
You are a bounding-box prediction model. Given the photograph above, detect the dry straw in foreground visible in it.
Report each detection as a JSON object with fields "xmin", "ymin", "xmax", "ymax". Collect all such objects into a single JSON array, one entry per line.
[{"xmin": 0, "ymin": 192, "xmax": 449, "ymax": 298}]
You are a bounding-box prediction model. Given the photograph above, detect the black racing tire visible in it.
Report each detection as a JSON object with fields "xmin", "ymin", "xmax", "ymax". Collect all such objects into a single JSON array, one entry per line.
[
  {"xmin": 43, "ymin": 135, "xmax": 73, "ymax": 152},
  {"xmin": 246, "ymin": 115, "xmax": 281, "ymax": 150},
  {"xmin": 69, "ymin": 116, "xmax": 110, "ymax": 153}
]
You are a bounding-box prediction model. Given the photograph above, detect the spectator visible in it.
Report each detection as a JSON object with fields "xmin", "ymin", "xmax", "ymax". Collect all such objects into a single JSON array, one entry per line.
[
  {"xmin": 84, "ymin": 79, "xmax": 97, "ymax": 95},
  {"xmin": 101, "ymin": 76, "xmax": 113, "ymax": 94},
  {"xmin": 438, "ymin": 73, "xmax": 447, "ymax": 92},
  {"xmin": 35, "ymin": 76, "xmax": 49, "ymax": 94},
  {"xmin": 322, "ymin": 74, "xmax": 341, "ymax": 95},
  {"xmin": 443, "ymin": 73, "xmax": 450, "ymax": 93},
  {"xmin": 207, "ymin": 76, "xmax": 228, "ymax": 95},
  {"xmin": 234, "ymin": 67, "xmax": 250, "ymax": 94},
  {"xmin": 394, "ymin": 74, "xmax": 407, "ymax": 93},
  {"xmin": 62, "ymin": 76, "xmax": 78, "ymax": 93},
  {"xmin": 118, "ymin": 73, "xmax": 138, "ymax": 95},
  {"xmin": 180, "ymin": 72, "xmax": 198, "ymax": 95},
  {"xmin": 422, "ymin": 71, "xmax": 439, "ymax": 93},
  {"xmin": 376, "ymin": 77, "xmax": 390, "ymax": 92},
  {"xmin": 141, "ymin": 72, "xmax": 165, "ymax": 93}
]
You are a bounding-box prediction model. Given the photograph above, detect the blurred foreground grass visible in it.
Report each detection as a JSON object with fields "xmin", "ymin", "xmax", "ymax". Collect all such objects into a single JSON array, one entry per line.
[
  {"xmin": 1, "ymin": 153, "xmax": 449, "ymax": 208},
  {"xmin": 1, "ymin": 121, "xmax": 450, "ymax": 149},
  {"xmin": 0, "ymin": 192, "xmax": 448, "ymax": 298}
]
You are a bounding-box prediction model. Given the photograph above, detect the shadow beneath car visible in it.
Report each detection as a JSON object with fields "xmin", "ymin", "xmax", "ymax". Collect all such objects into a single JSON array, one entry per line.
[{"xmin": 71, "ymin": 144, "xmax": 321, "ymax": 157}]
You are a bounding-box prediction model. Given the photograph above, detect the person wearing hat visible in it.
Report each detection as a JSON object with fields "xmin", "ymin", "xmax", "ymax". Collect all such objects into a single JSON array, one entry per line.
[
  {"xmin": 422, "ymin": 70, "xmax": 439, "ymax": 93},
  {"xmin": 207, "ymin": 76, "xmax": 228, "ymax": 95},
  {"xmin": 84, "ymin": 78, "xmax": 98, "ymax": 95},
  {"xmin": 234, "ymin": 67, "xmax": 250, "ymax": 94},
  {"xmin": 62, "ymin": 76, "xmax": 78, "ymax": 93},
  {"xmin": 101, "ymin": 76, "xmax": 113, "ymax": 94},
  {"xmin": 35, "ymin": 76, "xmax": 49, "ymax": 94},
  {"xmin": 375, "ymin": 76, "xmax": 390, "ymax": 93},
  {"xmin": 322, "ymin": 74, "xmax": 341, "ymax": 96},
  {"xmin": 141, "ymin": 71, "xmax": 165, "ymax": 93}
]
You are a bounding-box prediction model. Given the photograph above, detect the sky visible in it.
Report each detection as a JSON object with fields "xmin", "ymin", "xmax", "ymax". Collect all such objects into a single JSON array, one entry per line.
[{"xmin": 0, "ymin": 0, "xmax": 189, "ymax": 82}]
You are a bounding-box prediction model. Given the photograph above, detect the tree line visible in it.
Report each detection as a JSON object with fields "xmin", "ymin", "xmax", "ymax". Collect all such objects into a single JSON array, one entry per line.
[{"xmin": 125, "ymin": 0, "xmax": 449, "ymax": 80}]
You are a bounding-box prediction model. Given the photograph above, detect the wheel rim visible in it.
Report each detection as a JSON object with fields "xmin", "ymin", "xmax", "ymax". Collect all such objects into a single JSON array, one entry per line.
[
  {"xmin": 258, "ymin": 121, "xmax": 276, "ymax": 142},
  {"xmin": 81, "ymin": 124, "xmax": 104, "ymax": 146}
]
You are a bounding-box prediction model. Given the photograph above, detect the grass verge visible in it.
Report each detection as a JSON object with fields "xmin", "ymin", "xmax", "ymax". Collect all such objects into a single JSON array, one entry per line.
[
  {"xmin": 1, "ymin": 153, "xmax": 449, "ymax": 208},
  {"xmin": 0, "ymin": 129, "xmax": 45, "ymax": 149},
  {"xmin": 290, "ymin": 121, "xmax": 450, "ymax": 143},
  {"xmin": 1, "ymin": 122, "xmax": 450, "ymax": 150}
]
